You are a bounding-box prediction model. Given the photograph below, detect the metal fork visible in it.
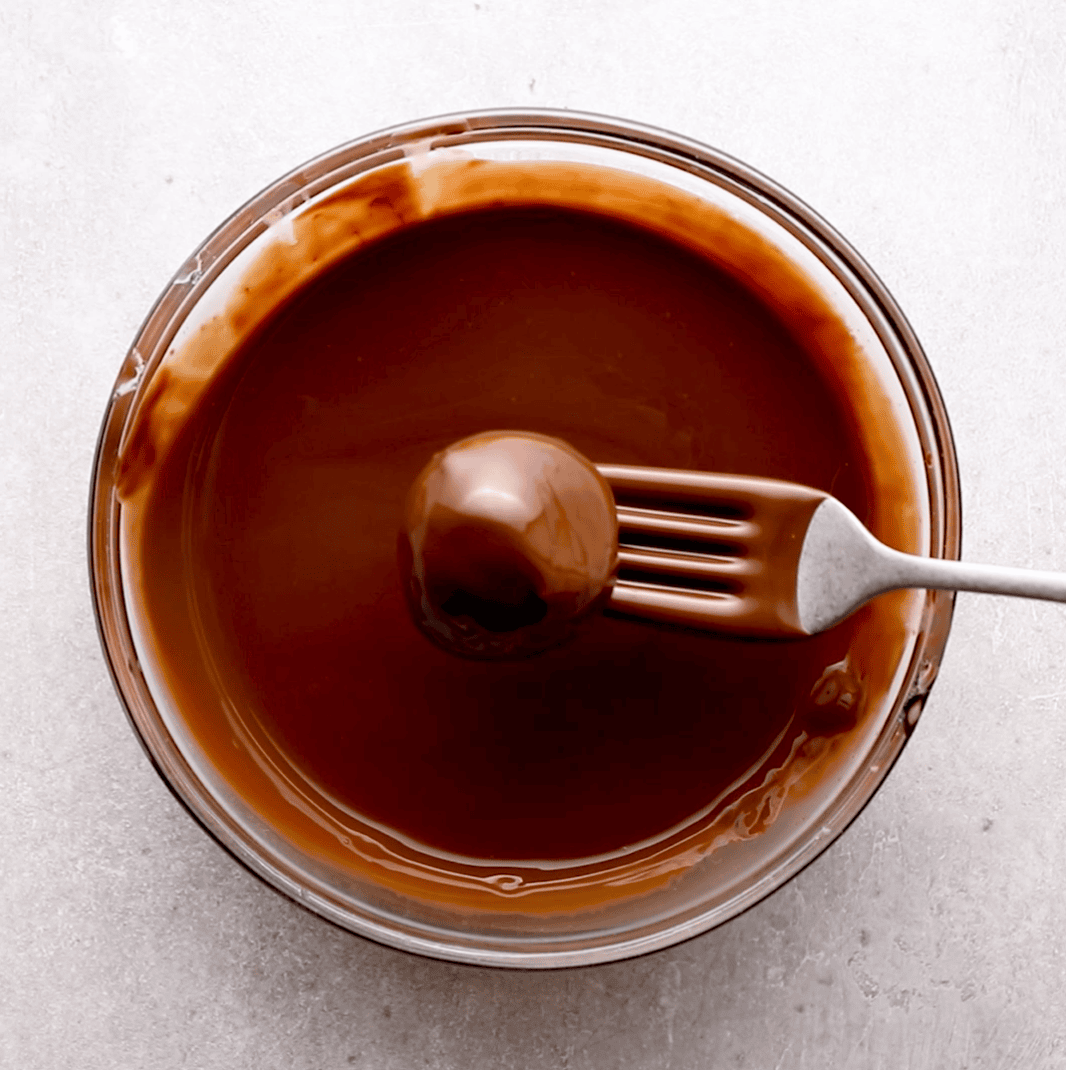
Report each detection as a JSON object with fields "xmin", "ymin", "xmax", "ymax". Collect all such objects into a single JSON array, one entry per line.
[{"xmin": 597, "ymin": 464, "xmax": 1066, "ymax": 637}]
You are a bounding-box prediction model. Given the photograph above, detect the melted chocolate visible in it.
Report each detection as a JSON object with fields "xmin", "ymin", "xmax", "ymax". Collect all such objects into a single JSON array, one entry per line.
[{"xmin": 132, "ymin": 202, "xmax": 889, "ymax": 865}]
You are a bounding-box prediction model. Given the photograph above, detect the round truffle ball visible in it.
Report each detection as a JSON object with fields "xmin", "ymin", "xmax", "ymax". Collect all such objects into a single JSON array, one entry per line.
[{"xmin": 399, "ymin": 431, "xmax": 618, "ymax": 659}]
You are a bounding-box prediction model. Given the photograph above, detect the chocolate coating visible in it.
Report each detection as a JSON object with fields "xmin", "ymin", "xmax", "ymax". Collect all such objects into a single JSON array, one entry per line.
[{"xmin": 400, "ymin": 431, "xmax": 618, "ymax": 659}]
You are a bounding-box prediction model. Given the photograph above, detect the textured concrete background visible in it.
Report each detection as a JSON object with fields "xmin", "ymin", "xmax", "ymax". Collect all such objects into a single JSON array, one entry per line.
[{"xmin": 3, "ymin": 1, "xmax": 1066, "ymax": 1066}]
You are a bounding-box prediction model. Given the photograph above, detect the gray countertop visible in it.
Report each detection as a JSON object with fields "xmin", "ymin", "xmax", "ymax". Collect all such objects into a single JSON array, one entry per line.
[{"xmin": 4, "ymin": 1, "xmax": 1065, "ymax": 1066}]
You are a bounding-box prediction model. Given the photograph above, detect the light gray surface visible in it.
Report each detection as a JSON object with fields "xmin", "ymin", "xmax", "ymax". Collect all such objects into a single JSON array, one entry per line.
[{"xmin": 3, "ymin": 1, "xmax": 1066, "ymax": 1066}]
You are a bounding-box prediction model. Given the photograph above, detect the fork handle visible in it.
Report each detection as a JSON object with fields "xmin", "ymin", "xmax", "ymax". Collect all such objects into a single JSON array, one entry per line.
[
  {"xmin": 880, "ymin": 549, "xmax": 1066, "ymax": 604},
  {"xmin": 799, "ymin": 498, "xmax": 1066, "ymax": 635}
]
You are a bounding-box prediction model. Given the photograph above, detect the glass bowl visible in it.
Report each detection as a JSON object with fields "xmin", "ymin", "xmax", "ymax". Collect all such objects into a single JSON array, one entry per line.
[{"xmin": 89, "ymin": 109, "xmax": 960, "ymax": 968}]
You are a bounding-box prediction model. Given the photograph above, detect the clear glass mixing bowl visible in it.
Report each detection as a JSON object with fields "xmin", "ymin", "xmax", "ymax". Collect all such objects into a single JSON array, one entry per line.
[{"xmin": 89, "ymin": 110, "xmax": 960, "ymax": 968}]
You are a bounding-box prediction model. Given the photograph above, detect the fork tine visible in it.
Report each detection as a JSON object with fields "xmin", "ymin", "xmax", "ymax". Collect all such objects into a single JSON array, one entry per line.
[
  {"xmin": 616, "ymin": 545, "xmax": 757, "ymax": 581},
  {"xmin": 615, "ymin": 504, "xmax": 756, "ymax": 545},
  {"xmin": 599, "ymin": 464, "xmax": 823, "ymax": 514},
  {"xmin": 599, "ymin": 464, "xmax": 764, "ymax": 511},
  {"xmin": 609, "ymin": 579, "xmax": 805, "ymax": 637},
  {"xmin": 609, "ymin": 582, "xmax": 752, "ymax": 627}
]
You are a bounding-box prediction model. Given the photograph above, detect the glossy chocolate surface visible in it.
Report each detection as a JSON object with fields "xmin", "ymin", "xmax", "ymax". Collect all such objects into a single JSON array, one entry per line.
[
  {"xmin": 118, "ymin": 161, "xmax": 925, "ymax": 903},
  {"xmin": 400, "ymin": 431, "xmax": 618, "ymax": 659}
]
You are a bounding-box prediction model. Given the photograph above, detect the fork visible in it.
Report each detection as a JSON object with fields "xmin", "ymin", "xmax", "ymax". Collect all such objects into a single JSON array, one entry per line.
[{"xmin": 597, "ymin": 464, "xmax": 1066, "ymax": 637}]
